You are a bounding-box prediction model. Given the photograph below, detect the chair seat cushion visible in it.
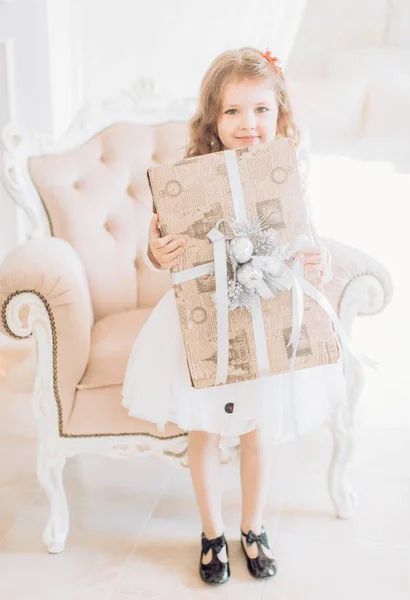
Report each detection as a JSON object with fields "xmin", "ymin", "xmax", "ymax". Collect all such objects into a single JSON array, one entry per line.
[
  {"xmin": 77, "ymin": 308, "xmax": 152, "ymax": 390},
  {"xmin": 66, "ymin": 384, "xmax": 186, "ymax": 438},
  {"xmin": 70, "ymin": 307, "xmax": 187, "ymax": 438}
]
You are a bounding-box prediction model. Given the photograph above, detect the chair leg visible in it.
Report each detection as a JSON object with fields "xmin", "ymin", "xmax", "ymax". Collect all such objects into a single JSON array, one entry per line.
[
  {"xmin": 37, "ymin": 447, "xmax": 69, "ymax": 553},
  {"xmin": 328, "ymin": 359, "xmax": 363, "ymax": 519}
]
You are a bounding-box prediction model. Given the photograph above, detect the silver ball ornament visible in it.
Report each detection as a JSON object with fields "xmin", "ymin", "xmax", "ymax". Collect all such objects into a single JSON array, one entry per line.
[
  {"xmin": 236, "ymin": 262, "xmax": 264, "ymax": 290},
  {"xmin": 229, "ymin": 236, "xmax": 254, "ymax": 264}
]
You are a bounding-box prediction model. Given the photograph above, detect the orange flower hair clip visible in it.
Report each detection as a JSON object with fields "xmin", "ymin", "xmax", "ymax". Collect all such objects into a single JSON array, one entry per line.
[{"xmin": 262, "ymin": 49, "xmax": 284, "ymax": 71}]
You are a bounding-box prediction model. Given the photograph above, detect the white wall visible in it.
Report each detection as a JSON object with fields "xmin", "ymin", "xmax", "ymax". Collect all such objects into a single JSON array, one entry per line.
[
  {"xmin": 46, "ymin": 0, "xmax": 82, "ymax": 138},
  {"xmin": 68, "ymin": 0, "xmax": 307, "ymax": 123},
  {"xmin": 66, "ymin": 0, "xmax": 410, "ymax": 148},
  {"xmin": 286, "ymin": 0, "xmax": 410, "ymax": 148},
  {"xmin": 0, "ymin": 0, "xmax": 56, "ymax": 264},
  {"xmin": 287, "ymin": 0, "xmax": 410, "ymax": 79},
  {"xmin": 68, "ymin": 0, "xmax": 410, "ymax": 111}
]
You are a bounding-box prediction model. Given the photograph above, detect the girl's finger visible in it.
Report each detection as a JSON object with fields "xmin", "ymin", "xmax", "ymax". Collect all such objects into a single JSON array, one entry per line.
[
  {"xmin": 302, "ymin": 247, "xmax": 322, "ymax": 255},
  {"xmin": 149, "ymin": 214, "xmax": 161, "ymax": 239},
  {"xmin": 301, "ymin": 255, "xmax": 322, "ymax": 265},
  {"xmin": 152, "ymin": 234, "xmax": 176, "ymax": 249},
  {"xmin": 160, "ymin": 247, "xmax": 186, "ymax": 264},
  {"xmin": 156, "ymin": 238, "xmax": 185, "ymax": 255},
  {"xmin": 161, "ymin": 258, "xmax": 179, "ymax": 270}
]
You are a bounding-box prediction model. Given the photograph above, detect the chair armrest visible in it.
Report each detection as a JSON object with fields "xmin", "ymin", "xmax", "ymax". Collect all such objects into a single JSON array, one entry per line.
[
  {"xmin": 321, "ymin": 236, "xmax": 393, "ymax": 320},
  {"xmin": 0, "ymin": 237, "xmax": 93, "ymax": 432}
]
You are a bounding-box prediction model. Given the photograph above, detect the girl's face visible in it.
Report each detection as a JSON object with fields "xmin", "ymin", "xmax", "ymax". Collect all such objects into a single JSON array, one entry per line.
[{"xmin": 217, "ymin": 78, "xmax": 279, "ymax": 150}]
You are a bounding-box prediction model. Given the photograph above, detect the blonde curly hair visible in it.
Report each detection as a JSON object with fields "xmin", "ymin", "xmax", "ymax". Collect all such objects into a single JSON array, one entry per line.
[{"xmin": 184, "ymin": 47, "xmax": 300, "ymax": 159}]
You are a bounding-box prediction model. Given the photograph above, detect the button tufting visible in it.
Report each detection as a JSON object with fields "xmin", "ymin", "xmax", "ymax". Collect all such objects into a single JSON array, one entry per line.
[
  {"xmin": 127, "ymin": 185, "xmax": 139, "ymax": 203},
  {"xmin": 224, "ymin": 402, "xmax": 234, "ymax": 414}
]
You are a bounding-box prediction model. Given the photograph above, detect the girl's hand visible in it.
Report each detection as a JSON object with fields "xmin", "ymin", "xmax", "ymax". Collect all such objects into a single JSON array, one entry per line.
[
  {"xmin": 299, "ymin": 246, "xmax": 327, "ymax": 283},
  {"xmin": 148, "ymin": 214, "xmax": 186, "ymax": 270}
]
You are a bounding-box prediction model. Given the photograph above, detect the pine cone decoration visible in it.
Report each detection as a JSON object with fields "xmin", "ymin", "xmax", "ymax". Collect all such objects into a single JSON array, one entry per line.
[{"xmin": 254, "ymin": 228, "xmax": 278, "ymax": 255}]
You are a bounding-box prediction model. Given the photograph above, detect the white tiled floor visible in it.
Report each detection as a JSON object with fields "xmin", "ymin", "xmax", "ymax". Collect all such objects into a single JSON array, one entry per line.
[
  {"xmin": 0, "ymin": 146, "xmax": 409, "ymax": 599},
  {"xmin": 0, "ymin": 427, "xmax": 409, "ymax": 599}
]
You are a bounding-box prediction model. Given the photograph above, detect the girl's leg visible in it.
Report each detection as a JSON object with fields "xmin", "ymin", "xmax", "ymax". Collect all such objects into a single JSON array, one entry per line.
[
  {"xmin": 239, "ymin": 428, "xmax": 274, "ymax": 559},
  {"xmin": 188, "ymin": 431, "xmax": 230, "ymax": 584},
  {"xmin": 188, "ymin": 430, "xmax": 225, "ymax": 542}
]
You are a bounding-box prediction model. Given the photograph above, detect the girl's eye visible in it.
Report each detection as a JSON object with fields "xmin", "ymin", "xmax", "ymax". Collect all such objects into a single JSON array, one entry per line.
[{"xmin": 225, "ymin": 107, "xmax": 269, "ymax": 115}]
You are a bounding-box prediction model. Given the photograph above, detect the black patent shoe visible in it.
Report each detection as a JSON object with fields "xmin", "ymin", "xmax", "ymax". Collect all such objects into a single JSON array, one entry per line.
[
  {"xmin": 241, "ymin": 528, "xmax": 277, "ymax": 579},
  {"xmin": 199, "ymin": 533, "xmax": 230, "ymax": 585}
]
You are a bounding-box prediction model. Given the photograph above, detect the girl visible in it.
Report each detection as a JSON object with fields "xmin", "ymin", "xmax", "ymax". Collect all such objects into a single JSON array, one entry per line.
[{"xmin": 122, "ymin": 47, "xmax": 344, "ymax": 585}]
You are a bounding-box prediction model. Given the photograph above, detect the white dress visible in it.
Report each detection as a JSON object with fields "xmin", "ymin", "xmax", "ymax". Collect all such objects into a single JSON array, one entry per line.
[{"xmin": 122, "ymin": 142, "xmax": 347, "ymax": 443}]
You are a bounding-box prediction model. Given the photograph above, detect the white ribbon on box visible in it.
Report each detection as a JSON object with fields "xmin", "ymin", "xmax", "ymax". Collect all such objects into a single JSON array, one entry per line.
[{"xmin": 171, "ymin": 149, "xmax": 377, "ymax": 406}]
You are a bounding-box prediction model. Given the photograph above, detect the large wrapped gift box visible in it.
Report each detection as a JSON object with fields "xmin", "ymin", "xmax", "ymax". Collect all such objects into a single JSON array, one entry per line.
[{"xmin": 147, "ymin": 138, "xmax": 339, "ymax": 389}]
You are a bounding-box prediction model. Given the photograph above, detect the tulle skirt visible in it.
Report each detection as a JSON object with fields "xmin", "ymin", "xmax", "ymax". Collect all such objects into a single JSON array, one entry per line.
[{"xmin": 122, "ymin": 290, "xmax": 347, "ymax": 444}]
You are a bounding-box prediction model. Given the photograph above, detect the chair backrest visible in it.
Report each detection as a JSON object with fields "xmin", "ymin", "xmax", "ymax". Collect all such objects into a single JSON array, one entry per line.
[{"xmin": 28, "ymin": 121, "xmax": 189, "ymax": 320}]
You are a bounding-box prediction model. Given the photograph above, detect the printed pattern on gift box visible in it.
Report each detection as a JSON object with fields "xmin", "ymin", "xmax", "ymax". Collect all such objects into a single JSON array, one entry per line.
[{"xmin": 148, "ymin": 138, "xmax": 339, "ymax": 389}]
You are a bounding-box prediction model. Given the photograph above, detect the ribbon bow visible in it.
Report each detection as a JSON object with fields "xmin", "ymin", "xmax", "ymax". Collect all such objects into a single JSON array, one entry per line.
[
  {"xmin": 247, "ymin": 235, "xmax": 311, "ymax": 300},
  {"xmin": 201, "ymin": 534, "xmax": 226, "ymax": 555},
  {"xmin": 262, "ymin": 49, "xmax": 283, "ymax": 70},
  {"xmin": 244, "ymin": 529, "xmax": 269, "ymax": 549},
  {"xmin": 208, "ymin": 216, "xmax": 310, "ymax": 310}
]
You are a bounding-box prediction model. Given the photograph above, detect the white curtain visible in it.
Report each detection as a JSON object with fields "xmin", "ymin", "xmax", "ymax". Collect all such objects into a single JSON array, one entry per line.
[{"xmin": 70, "ymin": 0, "xmax": 307, "ymax": 112}]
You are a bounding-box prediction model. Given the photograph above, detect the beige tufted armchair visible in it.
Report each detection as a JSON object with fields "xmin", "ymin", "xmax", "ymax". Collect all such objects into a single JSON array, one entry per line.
[{"xmin": 0, "ymin": 82, "xmax": 393, "ymax": 554}]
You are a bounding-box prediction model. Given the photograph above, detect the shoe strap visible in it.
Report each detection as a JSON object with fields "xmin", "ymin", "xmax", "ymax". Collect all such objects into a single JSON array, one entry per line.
[{"xmin": 241, "ymin": 528, "xmax": 269, "ymax": 549}]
